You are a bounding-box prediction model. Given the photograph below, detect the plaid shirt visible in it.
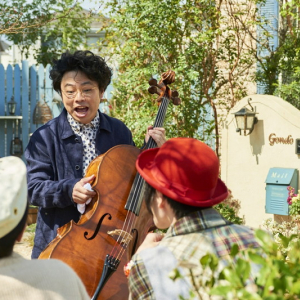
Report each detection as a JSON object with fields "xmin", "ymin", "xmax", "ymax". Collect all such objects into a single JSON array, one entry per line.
[{"xmin": 128, "ymin": 208, "xmax": 260, "ymax": 300}]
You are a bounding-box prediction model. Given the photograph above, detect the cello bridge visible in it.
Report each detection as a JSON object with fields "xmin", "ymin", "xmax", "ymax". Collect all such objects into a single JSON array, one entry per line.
[{"xmin": 107, "ymin": 229, "xmax": 133, "ymax": 247}]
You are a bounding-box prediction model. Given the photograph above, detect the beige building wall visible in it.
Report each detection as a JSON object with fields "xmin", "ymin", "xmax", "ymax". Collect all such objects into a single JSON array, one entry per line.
[{"xmin": 221, "ymin": 94, "xmax": 300, "ymax": 228}]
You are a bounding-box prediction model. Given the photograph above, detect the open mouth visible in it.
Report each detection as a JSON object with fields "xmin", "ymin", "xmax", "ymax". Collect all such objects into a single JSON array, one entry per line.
[{"xmin": 75, "ymin": 107, "xmax": 89, "ymax": 117}]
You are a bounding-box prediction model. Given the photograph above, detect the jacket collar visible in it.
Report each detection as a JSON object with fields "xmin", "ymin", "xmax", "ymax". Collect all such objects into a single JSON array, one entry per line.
[
  {"xmin": 165, "ymin": 208, "xmax": 230, "ymax": 238},
  {"xmin": 59, "ymin": 108, "xmax": 112, "ymax": 139}
]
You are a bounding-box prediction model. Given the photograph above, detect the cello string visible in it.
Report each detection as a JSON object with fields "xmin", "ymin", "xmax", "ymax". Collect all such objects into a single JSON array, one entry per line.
[
  {"xmin": 115, "ymin": 96, "xmax": 170, "ymax": 260},
  {"xmin": 113, "ymin": 96, "xmax": 169, "ymax": 256},
  {"xmin": 122, "ymin": 96, "xmax": 169, "ymax": 217},
  {"xmin": 118, "ymin": 98, "xmax": 169, "ymax": 237},
  {"xmin": 110, "ymin": 96, "xmax": 170, "ymax": 260}
]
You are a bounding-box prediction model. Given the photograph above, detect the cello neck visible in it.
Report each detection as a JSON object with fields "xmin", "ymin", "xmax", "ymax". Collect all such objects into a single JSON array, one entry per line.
[
  {"xmin": 125, "ymin": 70, "xmax": 181, "ymax": 215},
  {"xmin": 145, "ymin": 96, "xmax": 170, "ymax": 150}
]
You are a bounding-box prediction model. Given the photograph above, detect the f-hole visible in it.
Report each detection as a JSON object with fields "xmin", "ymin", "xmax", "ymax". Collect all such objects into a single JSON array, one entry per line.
[
  {"xmin": 84, "ymin": 213, "xmax": 112, "ymax": 240},
  {"xmin": 130, "ymin": 229, "xmax": 138, "ymax": 256}
]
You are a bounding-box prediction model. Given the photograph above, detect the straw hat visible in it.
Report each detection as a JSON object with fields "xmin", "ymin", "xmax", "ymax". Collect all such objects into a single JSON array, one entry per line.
[
  {"xmin": 136, "ymin": 138, "xmax": 228, "ymax": 207},
  {"xmin": 0, "ymin": 156, "xmax": 27, "ymax": 238}
]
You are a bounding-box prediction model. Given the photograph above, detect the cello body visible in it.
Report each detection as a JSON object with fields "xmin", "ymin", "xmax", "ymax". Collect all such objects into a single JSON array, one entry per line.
[{"xmin": 39, "ymin": 144, "xmax": 153, "ymax": 299}]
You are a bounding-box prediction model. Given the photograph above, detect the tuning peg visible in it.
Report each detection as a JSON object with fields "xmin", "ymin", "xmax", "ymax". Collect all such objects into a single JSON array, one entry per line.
[
  {"xmin": 148, "ymin": 86, "xmax": 161, "ymax": 96},
  {"xmin": 148, "ymin": 78, "xmax": 158, "ymax": 87},
  {"xmin": 171, "ymin": 90, "xmax": 179, "ymax": 97},
  {"xmin": 172, "ymin": 97, "xmax": 181, "ymax": 106}
]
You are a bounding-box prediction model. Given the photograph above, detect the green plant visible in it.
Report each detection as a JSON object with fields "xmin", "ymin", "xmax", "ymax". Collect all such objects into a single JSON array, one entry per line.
[
  {"xmin": 1, "ymin": 0, "xmax": 95, "ymax": 66},
  {"xmin": 290, "ymin": 200, "xmax": 300, "ymax": 216},
  {"xmin": 25, "ymin": 223, "xmax": 36, "ymax": 234},
  {"xmin": 172, "ymin": 229, "xmax": 300, "ymax": 299},
  {"xmin": 214, "ymin": 204, "xmax": 244, "ymax": 225},
  {"xmin": 262, "ymin": 217, "xmax": 300, "ymax": 258},
  {"xmin": 257, "ymin": 0, "xmax": 300, "ymax": 109},
  {"xmin": 287, "ymin": 186, "xmax": 300, "ymax": 216},
  {"xmin": 214, "ymin": 192, "xmax": 244, "ymax": 225},
  {"xmin": 102, "ymin": 0, "xmax": 266, "ymax": 155},
  {"xmin": 210, "ymin": 230, "xmax": 300, "ymax": 299},
  {"xmin": 24, "ymin": 223, "xmax": 36, "ymax": 247}
]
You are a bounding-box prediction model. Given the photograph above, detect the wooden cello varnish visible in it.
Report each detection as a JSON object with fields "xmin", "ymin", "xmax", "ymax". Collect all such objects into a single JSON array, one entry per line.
[{"xmin": 39, "ymin": 145, "xmax": 154, "ymax": 299}]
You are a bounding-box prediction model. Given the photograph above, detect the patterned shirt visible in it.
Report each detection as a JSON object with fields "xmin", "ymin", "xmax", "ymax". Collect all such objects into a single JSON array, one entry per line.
[
  {"xmin": 67, "ymin": 112, "xmax": 100, "ymax": 176},
  {"xmin": 128, "ymin": 208, "xmax": 260, "ymax": 300}
]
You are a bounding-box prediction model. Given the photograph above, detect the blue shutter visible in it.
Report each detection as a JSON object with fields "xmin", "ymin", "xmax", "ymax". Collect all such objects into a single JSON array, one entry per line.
[{"xmin": 257, "ymin": 0, "xmax": 279, "ymax": 94}]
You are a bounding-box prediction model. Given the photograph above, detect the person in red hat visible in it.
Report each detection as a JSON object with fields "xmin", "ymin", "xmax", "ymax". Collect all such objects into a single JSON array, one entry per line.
[{"xmin": 126, "ymin": 137, "xmax": 260, "ymax": 300}]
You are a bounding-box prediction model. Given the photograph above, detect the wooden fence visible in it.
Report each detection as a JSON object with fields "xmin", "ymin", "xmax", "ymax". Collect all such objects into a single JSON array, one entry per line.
[{"xmin": 0, "ymin": 61, "xmax": 62, "ymax": 159}]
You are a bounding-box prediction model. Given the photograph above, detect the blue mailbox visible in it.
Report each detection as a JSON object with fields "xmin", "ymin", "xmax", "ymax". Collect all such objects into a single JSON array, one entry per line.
[{"xmin": 265, "ymin": 167, "xmax": 298, "ymax": 215}]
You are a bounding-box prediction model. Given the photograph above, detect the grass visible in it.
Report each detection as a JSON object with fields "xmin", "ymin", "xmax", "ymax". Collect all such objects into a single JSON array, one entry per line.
[{"xmin": 24, "ymin": 223, "xmax": 36, "ymax": 247}]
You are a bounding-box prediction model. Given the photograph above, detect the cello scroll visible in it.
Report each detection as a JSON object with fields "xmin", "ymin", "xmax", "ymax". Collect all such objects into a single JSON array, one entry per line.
[{"xmin": 148, "ymin": 70, "xmax": 181, "ymax": 105}]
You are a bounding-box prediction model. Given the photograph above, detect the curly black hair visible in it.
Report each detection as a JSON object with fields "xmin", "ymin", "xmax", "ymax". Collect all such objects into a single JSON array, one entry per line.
[{"xmin": 50, "ymin": 50, "xmax": 113, "ymax": 93}]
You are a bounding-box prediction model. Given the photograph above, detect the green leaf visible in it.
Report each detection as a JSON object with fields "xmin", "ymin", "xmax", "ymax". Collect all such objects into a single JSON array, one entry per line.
[
  {"xmin": 235, "ymin": 258, "xmax": 251, "ymax": 282},
  {"xmin": 230, "ymin": 243, "xmax": 239, "ymax": 257},
  {"xmin": 290, "ymin": 281, "xmax": 300, "ymax": 295},
  {"xmin": 210, "ymin": 285, "xmax": 234, "ymax": 297},
  {"xmin": 221, "ymin": 267, "xmax": 243, "ymax": 287},
  {"xmin": 169, "ymin": 268, "xmax": 182, "ymax": 281},
  {"xmin": 255, "ymin": 229, "xmax": 277, "ymax": 253},
  {"xmin": 248, "ymin": 252, "xmax": 266, "ymax": 265}
]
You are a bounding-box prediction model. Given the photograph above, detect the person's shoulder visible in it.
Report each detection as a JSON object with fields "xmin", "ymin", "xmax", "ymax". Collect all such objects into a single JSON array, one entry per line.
[
  {"xmin": 229, "ymin": 223, "xmax": 258, "ymax": 233},
  {"xmin": 4, "ymin": 253, "xmax": 75, "ymax": 275},
  {"xmin": 100, "ymin": 112, "xmax": 128, "ymax": 127},
  {"xmin": 30, "ymin": 115, "xmax": 60, "ymax": 136},
  {"xmin": 32, "ymin": 258, "xmax": 87, "ymax": 283},
  {"xmin": 99, "ymin": 112, "xmax": 132, "ymax": 139},
  {"xmin": 29, "ymin": 111, "xmax": 68, "ymax": 143}
]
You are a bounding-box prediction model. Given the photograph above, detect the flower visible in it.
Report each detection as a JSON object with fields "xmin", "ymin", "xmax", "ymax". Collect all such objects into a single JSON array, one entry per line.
[
  {"xmin": 287, "ymin": 186, "xmax": 300, "ymax": 216},
  {"xmin": 124, "ymin": 260, "xmax": 135, "ymax": 278},
  {"xmin": 287, "ymin": 186, "xmax": 295, "ymax": 205}
]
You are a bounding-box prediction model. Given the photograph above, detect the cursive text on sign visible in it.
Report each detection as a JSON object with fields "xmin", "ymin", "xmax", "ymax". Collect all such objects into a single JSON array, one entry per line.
[{"xmin": 269, "ymin": 133, "xmax": 294, "ymax": 146}]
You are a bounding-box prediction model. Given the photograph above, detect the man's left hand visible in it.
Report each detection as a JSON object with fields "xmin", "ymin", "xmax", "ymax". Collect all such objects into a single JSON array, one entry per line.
[{"xmin": 145, "ymin": 126, "xmax": 166, "ymax": 147}]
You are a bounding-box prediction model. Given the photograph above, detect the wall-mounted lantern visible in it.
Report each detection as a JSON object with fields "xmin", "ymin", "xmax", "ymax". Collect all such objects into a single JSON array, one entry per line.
[
  {"xmin": 7, "ymin": 96, "xmax": 17, "ymax": 115},
  {"xmin": 233, "ymin": 98, "xmax": 258, "ymax": 136}
]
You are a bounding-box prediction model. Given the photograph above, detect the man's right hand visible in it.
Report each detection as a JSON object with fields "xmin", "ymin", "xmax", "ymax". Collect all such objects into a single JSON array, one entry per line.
[{"xmin": 72, "ymin": 175, "xmax": 96, "ymax": 204}]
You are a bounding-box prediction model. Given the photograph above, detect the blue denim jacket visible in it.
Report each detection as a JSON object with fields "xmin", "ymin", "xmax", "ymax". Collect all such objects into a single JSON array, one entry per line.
[{"xmin": 25, "ymin": 109, "xmax": 134, "ymax": 258}]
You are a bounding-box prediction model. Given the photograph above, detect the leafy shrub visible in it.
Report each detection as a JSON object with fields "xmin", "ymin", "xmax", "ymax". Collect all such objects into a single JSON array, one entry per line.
[
  {"xmin": 172, "ymin": 229, "xmax": 300, "ymax": 299},
  {"xmin": 287, "ymin": 186, "xmax": 300, "ymax": 216},
  {"xmin": 262, "ymin": 217, "xmax": 300, "ymax": 258},
  {"xmin": 214, "ymin": 191, "xmax": 244, "ymax": 225}
]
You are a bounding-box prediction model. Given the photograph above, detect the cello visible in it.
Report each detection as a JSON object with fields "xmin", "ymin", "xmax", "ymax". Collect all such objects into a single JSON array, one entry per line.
[{"xmin": 39, "ymin": 70, "xmax": 181, "ymax": 299}]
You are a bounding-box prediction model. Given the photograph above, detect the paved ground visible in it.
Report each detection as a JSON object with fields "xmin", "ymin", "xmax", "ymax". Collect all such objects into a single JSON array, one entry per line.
[{"xmin": 14, "ymin": 231, "xmax": 33, "ymax": 259}]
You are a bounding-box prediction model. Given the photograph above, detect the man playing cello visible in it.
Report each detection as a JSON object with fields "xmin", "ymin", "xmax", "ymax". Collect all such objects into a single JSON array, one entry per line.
[{"xmin": 25, "ymin": 50, "xmax": 166, "ymax": 259}]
